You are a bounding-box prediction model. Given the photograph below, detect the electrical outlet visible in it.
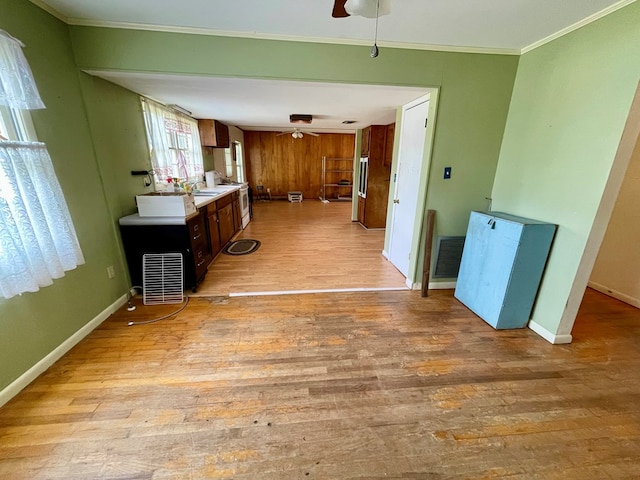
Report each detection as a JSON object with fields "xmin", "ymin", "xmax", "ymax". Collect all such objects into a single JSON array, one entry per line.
[{"xmin": 107, "ymin": 265, "xmax": 115, "ymax": 279}]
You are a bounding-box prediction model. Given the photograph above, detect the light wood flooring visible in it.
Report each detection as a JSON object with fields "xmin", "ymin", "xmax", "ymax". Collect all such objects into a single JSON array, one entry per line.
[
  {"xmin": 194, "ymin": 200, "xmax": 407, "ymax": 296},
  {"xmin": 1, "ymin": 288, "xmax": 639, "ymax": 478}
]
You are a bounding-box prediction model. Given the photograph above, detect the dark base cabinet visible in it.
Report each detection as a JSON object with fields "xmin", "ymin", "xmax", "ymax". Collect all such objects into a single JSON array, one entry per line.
[{"xmin": 119, "ymin": 212, "xmax": 211, "ymax": 292}]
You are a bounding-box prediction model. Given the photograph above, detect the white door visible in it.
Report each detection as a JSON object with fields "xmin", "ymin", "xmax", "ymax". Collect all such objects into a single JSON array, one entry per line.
[{"xmin": 389, "ymin": 97, "xmax": 430, "ymax": 278}]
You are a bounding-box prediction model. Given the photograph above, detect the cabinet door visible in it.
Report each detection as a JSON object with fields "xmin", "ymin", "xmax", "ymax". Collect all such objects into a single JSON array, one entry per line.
[
  {"xmin": 218, "ymin": 203, "xmax": 235, "ymax": 247},
  {"xmin": 198, "ymin": 119, "xmax": 230, "ymax": 148},
  {"xmin": 361, "ymin": 126, "xmax": 371, "ymax": 156},
  {"xmin": 207, "ymin": 203, "xmax": 222, "ymax": 258}
]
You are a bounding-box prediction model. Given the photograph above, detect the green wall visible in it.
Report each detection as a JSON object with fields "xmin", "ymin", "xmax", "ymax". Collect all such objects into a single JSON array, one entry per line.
[
  {"xmin": 69, "ymin": 26, "xmax": 519, "ymax": 279},
  {"xmin": 492, "ymin": 2, "xmax": 640, "ymax": 336},
  {"xmin": 0, "ymin": 0, "xmax": 127, "ymax": 389}
]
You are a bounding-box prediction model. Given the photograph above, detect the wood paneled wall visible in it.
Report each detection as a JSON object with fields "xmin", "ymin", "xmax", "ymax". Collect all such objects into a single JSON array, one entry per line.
[{"xmin": 244, "ymin": 131, "xmax": 355, "ymax": 199}]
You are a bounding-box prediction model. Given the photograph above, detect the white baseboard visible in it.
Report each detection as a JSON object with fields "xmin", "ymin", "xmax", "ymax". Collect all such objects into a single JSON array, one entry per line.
[
  {"xmin": 0, "ymin": 293, "xmax": 128, "ymax": 408},
  {"xmin": 381, "ymin": 250, "xmax": 390, "ymax": 260},
  {"xmin": 410, "ymin": 281, "xmax": 457, "ymax": 291},
  {"xmin": 588, "ymin": 281, "xmax": 640, "ymax": 309},
  {"xmin": 528, "ymin": 319, "xmax": 573, "ymax": 344},
  {"xmin": 428, "ymin": 281, "xmax": 457, "ymax": 290}
]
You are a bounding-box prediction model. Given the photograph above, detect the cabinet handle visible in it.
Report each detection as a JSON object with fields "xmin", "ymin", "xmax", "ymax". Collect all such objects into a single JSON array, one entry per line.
[
  {"xmin": 193, "ymin": 233, "xmax": 201, "ymax": 241},
  {"xmin": 197, "ymin": 259, "xmax": 206, "ymax": 267},
  {"xmin": 194, "ymin": 224, "xmax": 199, "ymax": 231},
  {"xmin": 197, "ymin": 251, "xmax": 203, "ymax": 258}
]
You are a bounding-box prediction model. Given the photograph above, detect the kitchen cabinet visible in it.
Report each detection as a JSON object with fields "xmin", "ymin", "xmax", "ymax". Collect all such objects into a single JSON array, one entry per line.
[
  {"xmin": 119, "ymin": 211, "xmax": 211, "ymax": 292},
  {"xmin": 205, "ymin": 202, "xmax": 223, "ymax": 258},
  {"xmin": 358, "ymin": 124, "xmax": 394, "ymax": 228},
  {"xmin": 361, "ymin": 126, "xmax": 371, "ymax": 157},
  {"xmin": 231, "ymin": 191, "xmax": 242, "ymax": 233},
  {"xmin": 204, "ymin": 191, "xmax": 239, "ymax": 258},
  {"xmin": 198, "ymin": 119, "xmax": 230, "ymax": 148},
  {"xmin": 454, "ymin": 211, "xmax": 556, "ymax": 329}
]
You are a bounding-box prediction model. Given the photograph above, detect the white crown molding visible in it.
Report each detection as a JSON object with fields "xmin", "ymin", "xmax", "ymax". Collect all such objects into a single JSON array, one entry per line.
[
  {"xmin": 29, "ymin": 0, "xmax": 638, "ymax": 57},
  {"xmin": 64, "ymin": 18, "xmax": 521, "ymax": 56},
  {"xmin": 520, "ymin": 0, "xmax": 638, "ymax": 54},
  {"xmin": 28, "ymin": 0, "xmax": 68, "ymax": 22}
]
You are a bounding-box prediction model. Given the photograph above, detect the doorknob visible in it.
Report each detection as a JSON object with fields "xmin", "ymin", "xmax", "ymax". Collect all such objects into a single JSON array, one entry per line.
[{"xmin": 393, "ymin": 199, "xmax": 400, "ymax": 204}]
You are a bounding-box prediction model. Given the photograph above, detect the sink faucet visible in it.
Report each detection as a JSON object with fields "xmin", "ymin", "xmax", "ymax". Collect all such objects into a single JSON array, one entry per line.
[{"xmin": 187, "ymin": 180, "xmax": 206, "ymax": 193}]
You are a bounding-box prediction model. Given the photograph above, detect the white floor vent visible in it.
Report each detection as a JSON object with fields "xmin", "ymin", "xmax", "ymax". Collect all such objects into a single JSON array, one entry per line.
[{"xmin": 142, "ymin": 253, "xmax": 184, "ymax": 305}]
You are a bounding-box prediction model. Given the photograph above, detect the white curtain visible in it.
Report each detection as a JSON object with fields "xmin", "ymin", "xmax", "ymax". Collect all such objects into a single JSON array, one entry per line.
[
  {"xmin": 141, "ymin": 98, "xmax": 204, "ymax": 183},
  {"xmin": 0, "ymin": 29, "xmax": 45, "ymax": 110},
  {"xmin": 0, "ymin": 142, "xmax": 84, "ymax": 299}
]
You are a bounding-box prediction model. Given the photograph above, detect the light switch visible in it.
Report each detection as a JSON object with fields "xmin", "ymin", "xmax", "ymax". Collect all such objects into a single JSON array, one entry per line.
[{"xmin": 444, "ymin": 167, "xmax": 452, "ymax": 179}]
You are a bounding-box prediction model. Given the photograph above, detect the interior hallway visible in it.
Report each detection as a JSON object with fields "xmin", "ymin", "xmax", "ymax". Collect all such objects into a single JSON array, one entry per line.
[{"xmin": 194, "ymin": 200, "xmax": 408, "ymax": 296}]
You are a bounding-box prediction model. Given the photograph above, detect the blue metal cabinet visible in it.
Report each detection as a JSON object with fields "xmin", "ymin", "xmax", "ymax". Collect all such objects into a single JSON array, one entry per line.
[{"xmin": 454, "ymin": 211, "xmax": 556, "ymax": 329}]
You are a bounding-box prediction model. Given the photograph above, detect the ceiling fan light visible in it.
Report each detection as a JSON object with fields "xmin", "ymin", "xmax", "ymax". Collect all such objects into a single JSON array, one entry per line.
[{"xmin": 345, "ymin": 0, "xmax": 391, "ymax": 18}]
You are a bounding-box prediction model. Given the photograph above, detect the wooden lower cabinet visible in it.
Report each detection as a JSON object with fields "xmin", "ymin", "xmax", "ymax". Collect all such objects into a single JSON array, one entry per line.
[
  {"xmin": 218, "ymin": 203, "xmax": 235, "ymax": 247},
  {"xmin": 357, "ymin": 196, "xmax": 365, "ymax": 224},
  {"xmin": 205, "ymin": 203, "xmax": 222, "ymax": 258},
  {"xmin": 205, "ymin": 192, "xmax": 240, "ymax": 258},
  {"xmin": 231, "ymin": 192, "xmax": 241, "ymax": 233}
]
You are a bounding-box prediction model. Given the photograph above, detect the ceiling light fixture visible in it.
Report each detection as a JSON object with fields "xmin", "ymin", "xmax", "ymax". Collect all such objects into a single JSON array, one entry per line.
[
  {"xmin": 292, "ymin": 131, "xmax": 304, "ymax": 139},
  {"xmin": 290, "ymin": 114, "xmax": 313, "ymax": 124},
  {"xmin": 345, "ymin": 0, "xmax": 390, "ymax": 18}
]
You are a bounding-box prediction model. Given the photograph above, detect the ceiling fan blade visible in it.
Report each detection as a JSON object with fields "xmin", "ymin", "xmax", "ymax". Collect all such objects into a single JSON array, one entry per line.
[
  {"xmin": 332, "ymin": 0, "xmax": 350, "ymax": 18},
  {"xmin": 306, "ymin": 131, "xmax": 320, "ymax": 137},
  {"xmin": 276, "ymin": 131, "xmax": 294, "ymax": 136}
]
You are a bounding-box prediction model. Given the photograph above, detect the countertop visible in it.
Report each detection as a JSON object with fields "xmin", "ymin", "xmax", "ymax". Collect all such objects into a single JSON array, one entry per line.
[{"xmin": 119, "ymin": 185, "xmax": 241, "ymax": 226}]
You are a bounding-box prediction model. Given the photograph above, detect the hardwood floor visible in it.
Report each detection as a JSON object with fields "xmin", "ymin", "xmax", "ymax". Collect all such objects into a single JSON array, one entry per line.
[
  {"xmin": 1, "ymin": 288, "xmax": 639, "ymax": 479},
  {"xmin": 194, "ymin": 200, "xmax": 407, "ymax": 296}
]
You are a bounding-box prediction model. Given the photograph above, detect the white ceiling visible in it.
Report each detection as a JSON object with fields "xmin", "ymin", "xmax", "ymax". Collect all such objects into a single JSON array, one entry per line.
[
  {"xmin": 87, "ymin": 72, "xmax": 429, "ymax": 132},
  {"xmin": 32, "ymin": 0, "xmax": 634, "ymax": 132}
]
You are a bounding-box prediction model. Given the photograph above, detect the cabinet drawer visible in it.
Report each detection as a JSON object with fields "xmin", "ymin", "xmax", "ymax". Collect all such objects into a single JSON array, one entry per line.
[
  {"xmin": 216, "ymin": 194, "xmax": 233, "ymax": 209},
  {"xmin": 193, "ymin": 247, "xmax": 210, "ymax": 277}
]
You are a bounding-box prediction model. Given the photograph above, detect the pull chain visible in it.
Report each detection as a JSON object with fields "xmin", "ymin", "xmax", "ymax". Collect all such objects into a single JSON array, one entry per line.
[{"xmin": 371, "ymin": 0, "xmax": 380, "ymax": 58}]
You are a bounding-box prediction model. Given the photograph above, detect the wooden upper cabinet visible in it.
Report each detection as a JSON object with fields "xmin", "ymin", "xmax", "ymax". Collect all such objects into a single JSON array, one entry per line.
[
  {"xmin": 198, "ymin": 119, "xmax": 230, "ymax": 148},
  {"xmin": 384, "ymin": 123, "xmax": 395, "ymax": 167},
  {"xmin": 361, "ymin": 126, "xmax": 371, "ymax": 157}
]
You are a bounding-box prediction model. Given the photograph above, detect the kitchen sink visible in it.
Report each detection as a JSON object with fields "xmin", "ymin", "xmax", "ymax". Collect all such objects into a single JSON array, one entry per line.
[{"xmin": 193, "ymin": 190, "xmax": 224, "ymax": 196}]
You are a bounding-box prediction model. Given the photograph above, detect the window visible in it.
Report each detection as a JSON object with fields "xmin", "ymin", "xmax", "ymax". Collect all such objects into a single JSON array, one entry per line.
[
  {"xmin": 0, "ymin": 29, "xmax": 84, "ymax": 299},
  {"xmin": 224, "ymin": 147, "xmax": 233, "ymax": 178},
  {"xmin": 234, "ymin": 142, "xmax": 245, "ymax": 183},
  {"xmin": 0, "ymin": 104, "xmax": 37, "ymax": 142},
  {"xmin": 141, "ymin": 98, "xmax": 204, "ymax": 185}
]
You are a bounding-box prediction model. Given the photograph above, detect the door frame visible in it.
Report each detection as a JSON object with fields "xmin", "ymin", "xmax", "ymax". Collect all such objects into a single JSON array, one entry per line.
[{"xmin": 383, "ymin": 89, "xmax": 440, "ymax": 288}]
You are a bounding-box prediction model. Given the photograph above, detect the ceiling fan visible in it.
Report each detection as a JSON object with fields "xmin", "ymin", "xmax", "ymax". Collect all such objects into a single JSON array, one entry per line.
[
  {"xmin": 277, "ymin": 128, "xmax": 320, "ymax": 139},
  {"xmin": 332, "ymin": 0, "xmax": 391, "ymax": 19}
]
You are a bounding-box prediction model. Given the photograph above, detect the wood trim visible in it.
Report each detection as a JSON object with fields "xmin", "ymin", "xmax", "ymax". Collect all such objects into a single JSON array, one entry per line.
[{"xmin": 421, "ymin": 209, "xmax": 436, "ymax": 297}]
